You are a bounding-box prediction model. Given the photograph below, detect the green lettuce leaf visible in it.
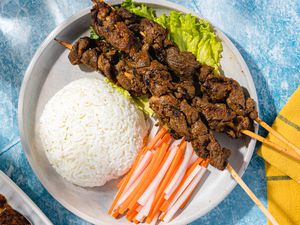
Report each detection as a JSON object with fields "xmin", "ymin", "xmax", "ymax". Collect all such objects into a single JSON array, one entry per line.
[
  {"xmin": 122, "ymin": 0, "xmax": 222, "ymax": 71},
  {"xmin": 121, "ymin": 0, "xmax": 156, "ymax": 20},
  {"xmin": 89, "ymin": 26, "xmax": 100, "ymax": 40},
  {"xmin": 132, "ymin": 95, "xmax": 154, "ymax": 116}
]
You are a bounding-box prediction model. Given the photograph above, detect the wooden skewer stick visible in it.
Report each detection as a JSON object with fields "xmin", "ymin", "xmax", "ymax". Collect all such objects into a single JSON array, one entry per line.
[
  {"xmin": 227, "ymin": 164, "xmax": 279, "ymax": 225},
  {"xmin": 54, "ymin": 38, "xmax": 72, "ymax": 50},
  {"xmin": 255, "ymin": 117, "xmax": 300, "ymax": 156},
  {"xmin": 54, "ymin": 39, "xmax": 298, "ymax": 162},
  {"xmin": 242, "ymin": 130, "xmax": 300, "ymax": 162}
]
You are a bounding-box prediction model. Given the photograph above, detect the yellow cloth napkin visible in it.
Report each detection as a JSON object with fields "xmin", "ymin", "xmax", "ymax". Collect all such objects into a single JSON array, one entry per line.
[{"xmin": 257, "ymin": 86, "xmax": 300, "ymax": 225}]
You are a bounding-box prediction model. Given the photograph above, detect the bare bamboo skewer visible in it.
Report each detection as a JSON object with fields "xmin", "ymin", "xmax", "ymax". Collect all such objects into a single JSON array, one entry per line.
[
  {"xmin": 242, "ymin": 130, "xmax": 300, "ymax": 161},
  {"xmin": 227, "ymin": 164, "xmax": 279, "ymax": 225},
  {"xmin": 56, "ymin": 38, "xmax": 280, "ymax": 224},
  {"xmin": 256, "ymin": 117, "xmax": 300, "ymax": 156},
  {"xmin": 54, "ymin": 39, "xmax": 300, "ymax": 163},
  {"xmin": 55, "ymin": 39, "xmax": 72, "ymax": 50}
]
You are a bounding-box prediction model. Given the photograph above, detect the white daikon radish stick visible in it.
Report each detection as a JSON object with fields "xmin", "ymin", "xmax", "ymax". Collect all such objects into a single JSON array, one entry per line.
[
  {"xmin": 136, "ymin": 195, "xmax": 155, "ymax": 221},
  {"xmin": 169, "ymin": 139, "xmax": 182, "ymax": 152},
  {"xmin": 188, "ymin": 151, "xmax": 199, "ymax": 167},
  {"xmin": 166, "ymin": 166, "xmax": 205, "ymax": 209},
  {"xmin": 164, "ymin": 145, "xmax": 193, "ymax": 198},
  {"xmin": 138, "ymin": 144, "xmax": 177, "ymax": 206},
  {"xmin": 147, "ymin": 125, "xmax": 160, "ymax": 145},
  {"xmin": 134, "ymin": 213, "xmax": 145, "ymax": 223},
  {"xmin": 150, "ymin": 213, "xmax": 159, "ymax": 225},
  {"xmin": 165, "ymin": 165, "xmax": 203, "ymax": 203},
  {"xmin": 126, "ymin": 151, "xmax": 154, "ymax": 190},
  {"xmin": 163, "ymin": 169, "xmax": 204, "ymax": 223},
  {"xmin": 159, "ymin": 212, "xmax": 166, "ymax": 220}
]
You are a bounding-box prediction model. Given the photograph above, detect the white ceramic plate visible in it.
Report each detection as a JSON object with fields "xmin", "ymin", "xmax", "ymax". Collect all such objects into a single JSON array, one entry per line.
[
  {"xmin": 0, "ymin": 171, "xmax": 52, "ymax": 225},
  {"xmin": 18, "ymin": 1, "xmax": 259, "ymax": 224}
]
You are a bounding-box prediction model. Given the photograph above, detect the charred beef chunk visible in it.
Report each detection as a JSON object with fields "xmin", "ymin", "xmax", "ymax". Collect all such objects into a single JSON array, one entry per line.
[
  {"xmin": 235, "ymin": 116, "xmax": 252, "ymax": 136},
  {"xmin": 115, "ymin": 59, "xmax": 149, "ymax": 96},
  {"xmin": 179, "ymin": 100, "xmax": 199, "ymax": 125},
  {"xmin": 127, "ymin": 44, "xmax": 151, "ymax": 69},
  {"xmin": 139, "ymin": 18, "xmax": 167, "ymax": 47},
  {"xmin": 117, "ymin": 7, "xmax": 140, "ymax": 26},
  {"xmin": 199, "ymin": 64, "xmax": 214, "ymax": 82},
  {"xmin": 0, "ymin": 194, "xmax": 30, "ymax": 225},
  {"xmin": 91, "ymin": 1, "xmax": 142, "ymax": 54},
  {"xmin": 226, "ymin": 79, "xmax": 246, "ymax": 115},
  {"xmin": 172, "ymin": 79, "xmax": 196, "ymax": 100},
  {"xmin": 139, "ymin": 18, "xmax": 168, "ymax": 62},
  {"xmin": 0, "ymin": 205, "xmax": 31, "ymax": 225},
  {"xmin": 69, "ymin": 37, "xmax": 91, "ymax": 65},
  {"xmin": 208, "ymin": 143, "xmax": 231, "ymax": 170},
  {"xmin": 0, "ymin": 194, "xmax": 6, "ymax": 208},
  {"xmin": 138, "ymin": 60, "xmax": 173, "ymax": 96},
  {"xmin": 80, "ymin": 49, "xmax": 99, "ymax": 69},
  {"xmin": 202, "ymin": 74, "xmax": 231, "ymax": 102},
  {"xmin": 246, "ymin": 98, "xmax": 258, "ymax": 119},
  {"xmin": 165, "ymin": 47, "xmax": 200, "ymax": 78},
  {"xmin": 192, "ymin": 96, "xmax": 253, "ymax": 138},
  {"xmin": 190, "ymin": 120, "xmax": 209, "ymax": 138},
  {"xmin": 191, "ymin": 135, "xmax": 210, "ymax": 158},
  {"xmin": 69, "ymin": 37, "xmax": 121, "ymax": 80},
  {"xmin": 191, "ymin": 132, "xmax": 230, "ymax": 170},
  {"xmin": 149, "ymin": 95, "xmax": 189, "ymax": 139},
  {"xmin": 199, "ymin": 69, "xmax": 258, "ymax": 120},
  {"xmin": 97, "ymin": 49, "xmax": 119, "ymax": 81}
]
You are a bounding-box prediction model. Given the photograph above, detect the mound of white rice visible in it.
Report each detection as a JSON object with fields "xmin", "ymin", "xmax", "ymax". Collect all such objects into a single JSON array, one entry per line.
[{"xmin": 39, "ymin": 78, "xmax": 148, "ymax": 187}]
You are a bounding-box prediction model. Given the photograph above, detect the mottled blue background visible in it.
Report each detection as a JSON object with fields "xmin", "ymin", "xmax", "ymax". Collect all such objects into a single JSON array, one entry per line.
[{"xmin": 0, "ymin": 0, "xmax": 299, "ymax": 224}]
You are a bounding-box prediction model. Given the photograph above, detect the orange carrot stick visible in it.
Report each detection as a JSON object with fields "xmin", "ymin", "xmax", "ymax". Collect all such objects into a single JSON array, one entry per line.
[
  {"xmin": 126, "ymin": 210, "xmax": 138, "ymax": 222},
  {"xmin": 133, "ymin": 218, "xmax": 140, "ymax": 224},
  {"xmin": 147, "ymin": 127, "xmax": 167, "ymax": 150},
  {"xmin": 145, "ymin": 195, "xmax": 165, "ymax": 224},
  {"xmin": 112, "ymin": 208, "xmax": 120, "ymax": 218},
  {"xmin": 117, "ymin": 174, "xmax": 127, "ymax": 189},
  {"xmin": 201, "ymin": 159, "xmax": 210, "ymax": 167},
  {"xmin": 147, "ymin": 141, "xmax": 187, "ymax": 222},
  {"xmin": 119, "ymin": 144, "xmax": 168, "ymax": 214},
  {"xmin": 155, "ymin": 133, "xmax": 171, "ymax": 148},
  {"xmin": 108, "ymin": 146, "xmax": 147, "ymax": 214}
]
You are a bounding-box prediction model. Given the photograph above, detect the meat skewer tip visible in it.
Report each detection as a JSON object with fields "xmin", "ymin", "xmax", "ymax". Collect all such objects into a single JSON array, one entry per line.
[{"xmin": 54, "ymin": 38, "xmax": 72, "ymax": 50}]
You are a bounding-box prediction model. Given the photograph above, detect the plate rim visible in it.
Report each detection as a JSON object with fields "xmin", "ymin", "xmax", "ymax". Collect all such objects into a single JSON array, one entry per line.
[
  {"xmin": 0, "ymin": 171, "xmax": 53, "ymax": 225},
  {"xmin": 18, "ymin": 1, "xmax": 259, "ymax": 224}
]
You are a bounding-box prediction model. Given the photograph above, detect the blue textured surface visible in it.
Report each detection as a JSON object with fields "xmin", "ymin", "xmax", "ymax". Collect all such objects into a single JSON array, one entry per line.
[{"xmin": 0, "ymin": 0, "xmax": 299, "ymax": 224}]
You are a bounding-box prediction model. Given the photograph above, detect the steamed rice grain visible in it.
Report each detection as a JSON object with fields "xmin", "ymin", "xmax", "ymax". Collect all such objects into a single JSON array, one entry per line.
[{"xmin": 39, "ymin": 78, "xmax": 148, "ymax": 187}]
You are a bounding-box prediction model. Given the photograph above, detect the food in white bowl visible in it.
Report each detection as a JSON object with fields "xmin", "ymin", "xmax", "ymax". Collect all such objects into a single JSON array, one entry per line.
[{"xmin": 39, "ymin": 78, "xmax": 149, "ymax": 187}]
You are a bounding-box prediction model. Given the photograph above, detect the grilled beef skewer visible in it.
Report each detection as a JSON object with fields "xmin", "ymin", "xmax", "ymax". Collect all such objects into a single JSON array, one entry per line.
[
  {"xmin": 58, "ymin": 37, "xmax": 300, "ymax": 164},
  {"xmin": 63, "ymin": 35, "xmax": 256, "ymax": 169},
  {"xmin": 91, "ymin": 1, "xmax": 257, "ymax": 125},
  {"xmin": 56, "ymin": 1, "xmax": 258, "ymax": 170},
  {"xmin": 63, "ymin": 37, "xmax": 231, "ymax": 170}
]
